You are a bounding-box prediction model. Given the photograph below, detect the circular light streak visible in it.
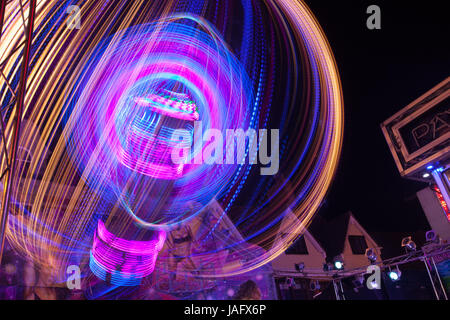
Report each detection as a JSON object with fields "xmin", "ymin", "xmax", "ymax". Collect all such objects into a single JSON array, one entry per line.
[{"xmin": 1, "ymin": 0, "xmax": 344, "ymax": 284}]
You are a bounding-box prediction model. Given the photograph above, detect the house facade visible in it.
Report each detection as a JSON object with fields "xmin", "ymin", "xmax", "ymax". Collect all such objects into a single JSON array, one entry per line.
[{"xmin": 272, "ymin": 211, "xmax": 383, "ymax": 299}]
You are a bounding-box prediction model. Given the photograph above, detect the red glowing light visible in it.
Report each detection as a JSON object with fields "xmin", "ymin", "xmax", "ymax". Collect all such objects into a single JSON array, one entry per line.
[{"xmin": 433, "ymin": 185, "xmax": 450, "ymax": 222}]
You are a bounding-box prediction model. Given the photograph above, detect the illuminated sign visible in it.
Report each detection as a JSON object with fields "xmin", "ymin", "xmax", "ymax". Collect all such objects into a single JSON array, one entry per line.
[
  {"xmin": 433, "ymin": 185, "xmax": 450, "ymax": 222},
  {"xmin": 381, "ymin": 77, "xmax": 450, "ymax": 179},
  {"xmin": 399, "ymin": 98, "xmax": 449, "ymax": 154}
]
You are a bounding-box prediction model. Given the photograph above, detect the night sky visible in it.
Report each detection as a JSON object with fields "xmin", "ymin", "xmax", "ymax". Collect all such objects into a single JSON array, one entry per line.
[{"xmin": 305, "ymin": 1, "xmax": 450, "ymax": 232}]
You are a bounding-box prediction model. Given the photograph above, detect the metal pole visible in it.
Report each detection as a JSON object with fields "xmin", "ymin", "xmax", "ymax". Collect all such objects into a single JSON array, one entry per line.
[
  {"xmin": 0, "ymin": 0, "xmax": 10, "ymax": 259},
  {"xmin": 431, "ymin": 257, "xmax": 448, "ymax": 300},
  {"xmin": 339, "ymin": 279, "xmax": 346, "ymax": 300},
  {"xmin": 333, "ymin": 279, "xmax": 345, "ymax": 300},
  {"xmin": 332, "ymin": 280, "xmax": 340, "ymax": 300},
  {"xmin": 0, "ymin": 0, "xmax": 36, "ymax": 262},
  {"xmin": 423, "ymin": 258, "xmax": 440, "ymax": 300},
  {"xmin": 0, "ymin": 0, "xmax": 8, "ymax": 167},
  {"xmin": 0, "ymin": 0, "xmax": 6, "ymax": 40}
]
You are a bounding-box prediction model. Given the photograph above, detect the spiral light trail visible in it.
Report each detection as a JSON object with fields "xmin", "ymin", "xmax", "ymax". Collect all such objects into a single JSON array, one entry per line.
[{"xmin": 0, "ymin": 0, "xmax": 343, "ymax": 285}]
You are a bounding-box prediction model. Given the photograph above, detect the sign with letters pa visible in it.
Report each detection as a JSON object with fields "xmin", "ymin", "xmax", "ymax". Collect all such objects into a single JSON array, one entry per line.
[{"xmin": 381, "ymin": 77, "xmax": 449, "ymax": 180}]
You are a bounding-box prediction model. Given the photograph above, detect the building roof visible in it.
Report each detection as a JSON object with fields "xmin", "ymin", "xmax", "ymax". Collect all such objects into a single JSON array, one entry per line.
[
  {"xmin": 276, "ymin": 208, "xmax": 429, "ymax": 263},
  {"xmin": 307, "ymin": 211, "xmax": 384, "ymax": 261}
]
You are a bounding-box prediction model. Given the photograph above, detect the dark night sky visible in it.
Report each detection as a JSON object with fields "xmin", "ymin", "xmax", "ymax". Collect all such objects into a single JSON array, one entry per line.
[{"xmin": 304, "ymin": 1, "xmax": 450, "ymax": 232}]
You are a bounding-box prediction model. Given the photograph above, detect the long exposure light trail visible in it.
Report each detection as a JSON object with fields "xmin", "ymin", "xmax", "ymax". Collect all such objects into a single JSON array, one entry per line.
[{"xmin": 0, "ymin": 0, "xmax": 343, "ymax": 284}]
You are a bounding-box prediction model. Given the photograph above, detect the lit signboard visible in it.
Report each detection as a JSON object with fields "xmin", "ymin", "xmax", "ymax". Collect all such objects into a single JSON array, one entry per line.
[
  {"xmin": 381, "ymin": 77, "xmax": 450, "ymax": 180},
  {"xmin": 433, "ymin": 185, "xmax": 450, "ymax": 222}
]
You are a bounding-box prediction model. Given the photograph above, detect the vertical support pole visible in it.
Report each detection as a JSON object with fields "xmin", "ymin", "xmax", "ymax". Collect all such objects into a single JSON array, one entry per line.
[
  {"xmin": 338, "ymin": 279, "xmax": 346, "ymax": 300},
  {"xmin": 332, "ymin": 280, "xmax": 339, "ymax": 300},
  {"xmin": 333, "ymin": 278, "xmax": 346, "ymax": 300},
  {"xmin": 423, "ymin": 258, "xmax": 440, "ymax": 300},
  {"xmin": 431, "ymin": 257, "xmax": 448, "ymax": 300},
  {"xmin": 0, "ymin": 0, "xmax": 10, "ymax": 259},
  {"xmin": 271, "ymin": 273, "xmax": 280, "ymax": 300},
  {"xmin": 0, "ymin": 0, "xmax": 36, "ymax": 262},
  {"xmin": 0, "ymin": 0, "xmax": 8, "ymax": 170},
  {"xmin": 0, "ymin": 0, "xmax": 6, "ymax": 41}
]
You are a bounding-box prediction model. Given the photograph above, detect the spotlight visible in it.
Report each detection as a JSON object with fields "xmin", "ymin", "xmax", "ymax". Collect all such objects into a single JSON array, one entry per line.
[
  {"xmin": 407, "ymin": 242, "xmax": 416, "ymax": 251},
  {"xmin": 401, "ymin": 236, "xmax": 416, "ymax": 251},
  {"xmin": 280, "ymin": 277, "xmax": 297, "ymax": 290},
  {"xmin": 356, "ymin": 274, "xmax": 365, "ymax": 285},
  {"xmin": 365, "ymin": 248, "xmax": 377, "ymax": 264},
  {"xmin": 425, "ymin": 230, "xmax": 439, "ymax": 243},
  {"xmin": 388, "ymin": 271, "xmax": 399, "ymax": 281},
  {"xmin": 295, "ymin": 262, "xmax": 305, "ymax": 272},
  {"xmin": 352, "ymin": 275, "xmax": 365, "ymax": 292},
  {"xmin": 369, "ymin": 279, "xmax": 379, "ymax": 289},
  {"xmin": 388, "ymin": 267, "xmax": 401, "ymax": 281},
  {"xmin": 333, "ymin": 256, "xmax": 344, "ymax": 270},
  {"xmin": 309, "ymin": 280, "xmax": 320, "ymax": 291},
  {"xmin": 323, "ymin": 263, "xmax": 333, "ymax": 272},
  {"xmin": 426, "ymin": 165, "xmax": 434, "ymax": 170},
  {"xmin": 422, "ymin": 173, "xmax": 430, "ymax": 178},
  {"xmin": 287, "ymin": 277, "xmax": 295, "ymax": 287},
  {"xmin": 285, "ymin": 277, "xmax": 301, "ymax": 289}
]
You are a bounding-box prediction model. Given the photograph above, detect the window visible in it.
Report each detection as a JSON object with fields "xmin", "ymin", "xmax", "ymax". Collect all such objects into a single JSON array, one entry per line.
[
  {"xmin": 348, "ymin": 235, "xmax": 368, "ymax": 254},
  {"xmin": 286, "ymin": 236, "xmax": 308, "ymax": 255}
]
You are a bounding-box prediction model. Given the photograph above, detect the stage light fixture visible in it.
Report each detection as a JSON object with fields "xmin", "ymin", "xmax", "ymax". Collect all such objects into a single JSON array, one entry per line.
[
  {"xmin": 422, "ymin": 173, "xmax": 430, "ymax": 178},
  {"xmin": 388, "ymin": 267, "xmax": 401, "ymax": 281},
  {"xmin": 309, "ymin": 280, "xmax": 320, "ymax": 291},
  {"xmin": 295, "ymin": 262, "xmax": 305, "ymax": 272},
  {"xmin": 287, "ymin": 277, "xmax": 295, "ymax": 287},
  {"xmin": 401, "ymin": 236, "xmax": 416, "ymax": 251},
  {"xmin": 365, "ymin": 248, "xmax": 377, "ymax": 264},
  {"xmin": 370, "ymin": 279, "xmax": 379, "ymax": 289},
  {"xmin": 426, "ymin": 165, "xmax": 434, "ymax": 170},
  {"xmin": 425, "ymin": 230, "xmax": 439, "ymax": 243},
  {"xmin": 352, "ymin": 275, "xmax": 365, "ymax": 292},
  {"xmin": 333, "ymin": 256, "xmax": 344, "ymax": 270},
  {"xmin": 280, "ymin": 277, "xmax": 297, "ymax": 290},
  {"xmin": 285, "ymin": 277, "xmax": 301, "ymax": 289},
  {"xmin": 323, "ymin": 262, "xmax": 334, "ymax": 272}
]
